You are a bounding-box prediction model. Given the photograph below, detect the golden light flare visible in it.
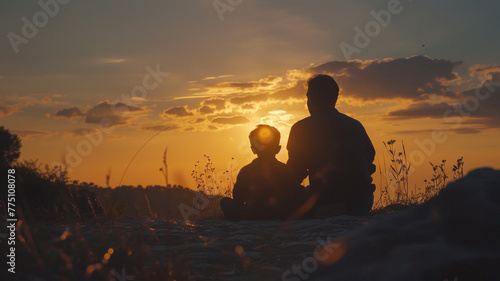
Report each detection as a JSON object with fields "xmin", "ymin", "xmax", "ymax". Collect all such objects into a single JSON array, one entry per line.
[
  {"xmin": 318, "ymin": 242, "xmax": 347, "ymax": 266},
  {"xmin": 257, "ymin": 126, "xmax": 274, "ymax": 144},
  {"xmin": 234, "ymin": 245, "xmax": 246, "ymax": 257},
  {"xmin": 85, "ymin": 263, "xmax": 103, "ymax": 276},
  {"xmin": 60, "ymin": 228, "xmax": 71, "ymax": 240}
]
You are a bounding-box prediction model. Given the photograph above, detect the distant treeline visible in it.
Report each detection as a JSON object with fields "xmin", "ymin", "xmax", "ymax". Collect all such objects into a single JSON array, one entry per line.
[{"xmin": 1, "ymin": 160, "xmax": 222, "ymax": 224}]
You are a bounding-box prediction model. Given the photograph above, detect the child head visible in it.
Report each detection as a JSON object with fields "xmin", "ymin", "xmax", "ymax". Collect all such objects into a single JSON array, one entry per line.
[{"xmin": 249, "ymin": 124, "xmax": 281, "ymax": 159}]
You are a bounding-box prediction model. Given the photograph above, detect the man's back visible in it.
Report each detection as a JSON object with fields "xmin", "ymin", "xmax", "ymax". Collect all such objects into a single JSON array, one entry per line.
[{"xmin": 287, "ymin": 109, "xmax": 376, "ymax": 211}]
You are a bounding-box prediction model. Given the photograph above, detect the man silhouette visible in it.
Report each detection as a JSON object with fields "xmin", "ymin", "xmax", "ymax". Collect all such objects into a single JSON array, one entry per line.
[{"xmin": 287, "ymin": 74, "xmax": 376, "ymax": 216}]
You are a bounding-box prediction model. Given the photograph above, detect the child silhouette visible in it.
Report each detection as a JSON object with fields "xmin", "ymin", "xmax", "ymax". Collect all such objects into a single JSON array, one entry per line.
[{"xmin": 220, "ymin": 125, "xmax": 306, "ymax": 220}]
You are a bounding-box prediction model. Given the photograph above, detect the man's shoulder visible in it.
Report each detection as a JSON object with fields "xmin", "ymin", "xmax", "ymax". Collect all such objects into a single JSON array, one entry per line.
[
  {"xmin": 291, "ymin": 116, "xmax": 313, "ymax": 130},
  {"xmin": 293, "ymin": 112, "xmax": 363, "ymax": 127},
  {"xmin": 337, "ymin": 112, "xmax": 363, "ymax": 127}
]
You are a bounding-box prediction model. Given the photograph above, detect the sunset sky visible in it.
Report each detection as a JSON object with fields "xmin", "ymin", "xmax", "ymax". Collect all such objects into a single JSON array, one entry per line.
[{"xmin": 1, "ymin": 0, "xmax": 500, "ymax": 191}]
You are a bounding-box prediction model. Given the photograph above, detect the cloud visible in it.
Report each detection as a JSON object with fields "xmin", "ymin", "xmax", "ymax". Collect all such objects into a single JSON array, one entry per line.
[
  {"xmin": 54, "ymin": 107, "xmax": 85, "ymax": 119},
  {"xmin": 199, "ymin": 105, "xmax": 214, "ymax": 115},
  {"xmin": 157, "ymin": 57, "xmax": 498, "ymax": 134},
  {"xmin": 202, "ymin": 98, "xmax": 226, "ymax": 111},
  {"xmin": 0, "ymin": 102, "xmax": 31, "ymax": 117},
  {"xmin": 186, "ymin": 56, "xmax": 461, "ymax": 115},
  {"xmin": 470, "ymin": 65, "xmax": 500, "ymax": 81},
  {"xmin": 304, "ymin": 56, "xmax": 461, "ymax": 101},
  {"xmin": 12, "ymin": 129, "xmax": 58, "ymax": 139},
  {"xmin": 230, "ymin": 93, "xmax": 270, "ymax": 105},
  {"xmin": 211, "ymin": 115, "xmax": 251, "ymax": 125},
  {"xmin": 386, "ymin": 102, "xmax": 453, "ymax": 119},
  {"xmin": 241, "ymin": 104, "xmax": 255, "ymax": 110},
  {"xmin": 162, "ymin": 106, "xmax": 194, "ymax": 118},
  {"xmin": 391, "ymin": 128, "xmax": 482, "ymax": 135},
  {"xmin": 63, "ymin": 128, "xmax": 101, "ymax": 138},
  {"xmin": 270, "ymin": 82, "xmax": 305, "ymax": 101},
  {"xmin": 202, "ymin": 74, "xmax": 233, "ymax": 80},
  {"xmin": 85, "ymin": 101, "xmax": 142, "ymax": 125},
  {"xmin": 210, "ymin": 81, "xmax": 271, "ymax": 90},
  {"xmin": 54, "ymin": 101, "xmax": 143, "ymax": 127},
  {"xmin": 140, "ymin": 124, "xmax": 179, "ymax": 132},
  {"xmin": 96, "ymin": 58, "xmax": 127, "ymax": 64},
  {"xmin": 40, "ymin": 97, "xmax": 52, "ymax": 104},
  {"xmin": 386, "ymin": 77, "xmax": 500, "ymax": 131}
]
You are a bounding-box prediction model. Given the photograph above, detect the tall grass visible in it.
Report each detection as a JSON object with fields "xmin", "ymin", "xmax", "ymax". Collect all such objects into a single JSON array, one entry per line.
[
  {"xmin": 159, "ymin": 146, "xmax": 169, "ymax": 187},
  {"xmin": 374, "ymin": 140, "xmax": 465, "ymax": 209},
  {"xmin": 189, "ymin": 155, "xmax": 235, "ymax": 219},
  {"xmin": 191, "ymin": 154, "xmax": 234, "ymax": 197}
]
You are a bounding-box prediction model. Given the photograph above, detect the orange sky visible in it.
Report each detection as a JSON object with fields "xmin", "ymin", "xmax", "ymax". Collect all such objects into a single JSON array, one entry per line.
[{"xmin": 2, "ymin": 1, "xmax": 500, "ymax": 192}]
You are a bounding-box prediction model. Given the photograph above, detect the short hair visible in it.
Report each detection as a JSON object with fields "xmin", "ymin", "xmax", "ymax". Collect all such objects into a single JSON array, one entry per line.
[
  {"xmin": 249, "ymin": 124, "xmax": 280, "ymax": 152},
  {"xmin": 305, "ymin": 74, "xmax": 339, "ymax": 105}
]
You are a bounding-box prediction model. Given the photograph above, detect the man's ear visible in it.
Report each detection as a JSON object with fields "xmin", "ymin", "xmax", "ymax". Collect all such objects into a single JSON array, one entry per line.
[
  {"xmin": 251, "ymin": 146, "xmax": 257, "ymax": 155},
  {"xmin": 276, "ymin": 145, "xmax": 282, "ymax": 154}
]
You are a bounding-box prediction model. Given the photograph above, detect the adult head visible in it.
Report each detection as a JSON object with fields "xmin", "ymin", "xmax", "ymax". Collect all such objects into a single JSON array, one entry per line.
[
  {"xmin": 305, "ymin": 74, "xmax": 340, "ymax": 115},
  {"xmin": 249, "ymin": 124, "xmax": 281, "ymax": 159}
]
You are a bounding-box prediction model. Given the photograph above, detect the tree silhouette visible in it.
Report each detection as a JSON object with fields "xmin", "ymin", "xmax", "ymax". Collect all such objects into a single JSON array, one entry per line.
[{"xmin": 0, "ymin": 126, "xmax": 22, "ymax": 168}]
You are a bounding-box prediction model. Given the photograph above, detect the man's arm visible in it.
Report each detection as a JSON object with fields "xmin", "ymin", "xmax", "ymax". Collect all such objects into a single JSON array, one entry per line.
[
  {"xmin": 286, "ymin": 124, "xmax": 309, "ymax": 185},
  {"xmin": 364, "ymin": 129, "xmax": 376, "ymax": 175}
]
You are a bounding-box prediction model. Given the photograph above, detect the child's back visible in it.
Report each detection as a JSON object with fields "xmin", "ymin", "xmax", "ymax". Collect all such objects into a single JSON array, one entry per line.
[
  {"xmin": 232, "ymin": 157, "xmax": 305, "ymax": 219},
  {"xmin": 220, "ymin": 125, "xmax": 306, "ymax": 220}
]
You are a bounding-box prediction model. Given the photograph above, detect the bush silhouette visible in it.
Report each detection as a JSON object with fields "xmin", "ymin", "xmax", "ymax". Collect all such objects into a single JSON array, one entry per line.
[{"xmin": 0, "ymin": 126, "xmax": 21, "ymax": 169}]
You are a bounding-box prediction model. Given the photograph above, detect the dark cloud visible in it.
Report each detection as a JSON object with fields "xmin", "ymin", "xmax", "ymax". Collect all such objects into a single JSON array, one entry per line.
[
  {"xmin": 0, "ymin": 102, "xmax": 31, "ymax": 117},
  {"xmin": 307, "ymin": 56, "xmax": 461, "ymax": 100},
  {"xmin": 193, "ymin": 118, "xmax": 206, "ymax": 123},
  {"xmin": 54, "ymin": 101, "xmax": 142, "ymax": 127},
  {"xmin": 63, "ymin": 128, "xmax": 101, "ymax": 138},
  {"xmin": 162, "ymin": 106, "xmax": 193, "ymax": 117},
  {"xmin": 11, "ymin": 129, "xmax": 58, "ymax": 138},
  {"xmin": 211, "ymin": 81, "xmax": 270, "ymax": 90},
  {"xmin": 199, "ymin": 105, "xmax": 214, "ymax": 115},
  {"xmin": 387, "ymin": 102, "xmax": 452, "ymax": 119},
  {"xmin": 141, "ymin": 125, "xmax": 179, "ymax": 132},
  {"xmin": 241, "ymin": 104, "xmax": 255, "ymax": 110},
  {"xmin": 202, "ymin": 98, "xmax": 226, "ymax": 111},
  {"xmin": 54, "ymin": 107, "xmax": 84, "ymax": 119},
  {"xmin": 453, "ymin": 128, "xmax": 482, "ymax": 134},
  {"xmin": 211, "ymin": 115, "xmax": 251, "ymax": 125},
  {"xmin": 386, "ymin": 78, "xmax": 500, "ymax": 131},
  {"xmin": 392, "ymin": 128, "xmax": 481, "ymax": 135},
  {"xmin": 271, "ymin": 82, "xmax": 305, "ymax": 100},
  {"xmin": 85, "ymin": 101, "xmax": 142, "ymax": 125},
  {"xmin": 470, "ymin": 65, "xmax": 500, "ymax": 79},
  {"xmin": 230, "ymin": 93, "xmax": 269, "ymax": 105}
]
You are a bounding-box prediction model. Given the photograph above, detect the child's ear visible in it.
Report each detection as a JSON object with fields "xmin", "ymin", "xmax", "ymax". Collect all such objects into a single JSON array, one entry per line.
[{"xmin": 251, "ymin": 146, "xmax": 258, "ymax": 155}]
